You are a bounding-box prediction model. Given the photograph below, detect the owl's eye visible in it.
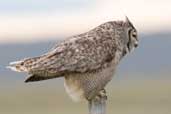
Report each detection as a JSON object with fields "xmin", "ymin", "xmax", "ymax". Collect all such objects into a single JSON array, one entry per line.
[
  {"xmin": 132, "ymin": 33, "xmax": 137, "ymax": 38},
  {"xmin": 131, "ymin": 29, "xmax": 137, "ymax": 37}
]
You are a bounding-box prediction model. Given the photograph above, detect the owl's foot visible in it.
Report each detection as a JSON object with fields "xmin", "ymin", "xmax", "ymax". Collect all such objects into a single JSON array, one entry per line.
[{"xmin": 94, "ymin": 89, "xmax": 107, "ymax": 101}]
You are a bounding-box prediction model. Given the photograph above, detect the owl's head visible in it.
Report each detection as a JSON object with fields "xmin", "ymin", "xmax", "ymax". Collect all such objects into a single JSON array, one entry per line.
[{"xmin": 125, "ymin": 16, "xmax": 138, "ymax": 53}]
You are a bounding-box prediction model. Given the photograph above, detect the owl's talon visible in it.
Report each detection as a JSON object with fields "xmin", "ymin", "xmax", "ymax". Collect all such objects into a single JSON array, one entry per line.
[{"xmin": 93, "ymin": 89, "xmax": 107, "ymax": 101}]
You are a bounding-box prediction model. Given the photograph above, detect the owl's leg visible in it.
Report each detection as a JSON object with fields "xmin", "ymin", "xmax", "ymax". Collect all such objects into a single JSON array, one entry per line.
[{"xmin": 88, "ymin": 89, "xmax": 107, "ymax": 114}]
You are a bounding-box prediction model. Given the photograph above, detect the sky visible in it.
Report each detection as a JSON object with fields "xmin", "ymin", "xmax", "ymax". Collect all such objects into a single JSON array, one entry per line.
[{"xmin": 0, "ymin": 0, "xmax": 171, "ymax": 44}]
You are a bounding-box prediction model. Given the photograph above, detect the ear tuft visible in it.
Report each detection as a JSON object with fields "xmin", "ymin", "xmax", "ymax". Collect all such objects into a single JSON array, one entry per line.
[{"xmin": 125, "ymin": 16, "xmax": 134, "ymax": 28}]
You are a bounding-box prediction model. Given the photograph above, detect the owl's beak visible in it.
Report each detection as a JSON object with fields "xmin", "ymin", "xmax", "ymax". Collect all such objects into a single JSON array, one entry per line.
[
  {"xmin": 134, "ymin": 41, "xmax": 138, "ymax": 48},
  {"xmin": 134, "ymin": 43, "xmax": 138, "ymax": 48}
]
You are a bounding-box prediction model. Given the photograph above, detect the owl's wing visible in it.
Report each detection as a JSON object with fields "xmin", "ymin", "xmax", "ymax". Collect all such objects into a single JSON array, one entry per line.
[{"xmin": 25, "ymin": 33, "xmax": 117, "ymax": 81}]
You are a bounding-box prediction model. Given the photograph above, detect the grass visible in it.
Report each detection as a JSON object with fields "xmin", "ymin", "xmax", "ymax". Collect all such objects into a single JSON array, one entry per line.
[{"xmin": 0, "ymin": 80, "xmax": 171, "ymax": 114}]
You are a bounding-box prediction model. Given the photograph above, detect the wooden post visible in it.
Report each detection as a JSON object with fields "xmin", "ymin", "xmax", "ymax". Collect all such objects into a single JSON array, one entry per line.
[{"xmin": 88, "ymin": 95, "xmax": 107, "ymax": 114}]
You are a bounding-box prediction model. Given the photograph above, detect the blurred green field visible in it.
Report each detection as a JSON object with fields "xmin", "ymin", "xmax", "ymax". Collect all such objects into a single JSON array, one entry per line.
[{"xmin": 1, "ymin": 80, "xmax": 171, "ymax": 114}]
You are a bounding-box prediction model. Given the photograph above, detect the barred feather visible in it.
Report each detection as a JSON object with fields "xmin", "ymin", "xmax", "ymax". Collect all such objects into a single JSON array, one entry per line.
[{"xmin": 7, "ymin": 56, "xmax": 42, "ymax": 72}]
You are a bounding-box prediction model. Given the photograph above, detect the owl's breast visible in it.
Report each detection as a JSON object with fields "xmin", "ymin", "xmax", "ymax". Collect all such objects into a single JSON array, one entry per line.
[
  {"xmin": 64, "ymin": 60, "xmax": 117, "ymax": 101},
  {"xmin": 64, "ymin": 74, "xmax": 85, "ymax": 102}
]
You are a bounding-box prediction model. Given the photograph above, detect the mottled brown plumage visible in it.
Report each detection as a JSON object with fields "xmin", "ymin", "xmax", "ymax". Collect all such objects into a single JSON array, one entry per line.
[{"xmin": 8, "ymin": 17, "xmax": 138, "ymax": 102}]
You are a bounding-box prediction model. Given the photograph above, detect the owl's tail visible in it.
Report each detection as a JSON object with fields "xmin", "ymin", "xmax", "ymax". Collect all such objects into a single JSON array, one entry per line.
[
  {"xmin": 7, "ymin": 56, "xmax": 41, "ymax": 72},
  {"xmin": 7, "ymin": 60, "xmax": 27, "ymax": 72}
]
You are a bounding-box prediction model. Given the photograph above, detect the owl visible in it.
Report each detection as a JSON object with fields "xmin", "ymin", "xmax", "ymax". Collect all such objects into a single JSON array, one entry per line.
[{"xmin": 8, "ymin": 17, "xmax": 138, "ymax": 102}]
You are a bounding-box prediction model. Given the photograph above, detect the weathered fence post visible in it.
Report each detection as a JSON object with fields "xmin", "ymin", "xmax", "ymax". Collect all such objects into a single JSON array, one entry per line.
[{"xmin": 88, "ymin": 95, "xmax": 107, "ymax": 114}]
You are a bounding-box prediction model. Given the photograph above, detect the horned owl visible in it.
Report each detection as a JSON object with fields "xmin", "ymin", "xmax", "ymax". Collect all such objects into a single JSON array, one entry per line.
[{"xmin": 8, "ymin": 17, "xmax": 138, "ymax": 102}]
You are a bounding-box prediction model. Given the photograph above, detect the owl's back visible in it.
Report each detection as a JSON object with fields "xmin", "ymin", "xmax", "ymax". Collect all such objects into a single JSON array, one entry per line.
[{"xmin": 8, "ymin": 21, "xmax": 126, "ymax": 83}]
